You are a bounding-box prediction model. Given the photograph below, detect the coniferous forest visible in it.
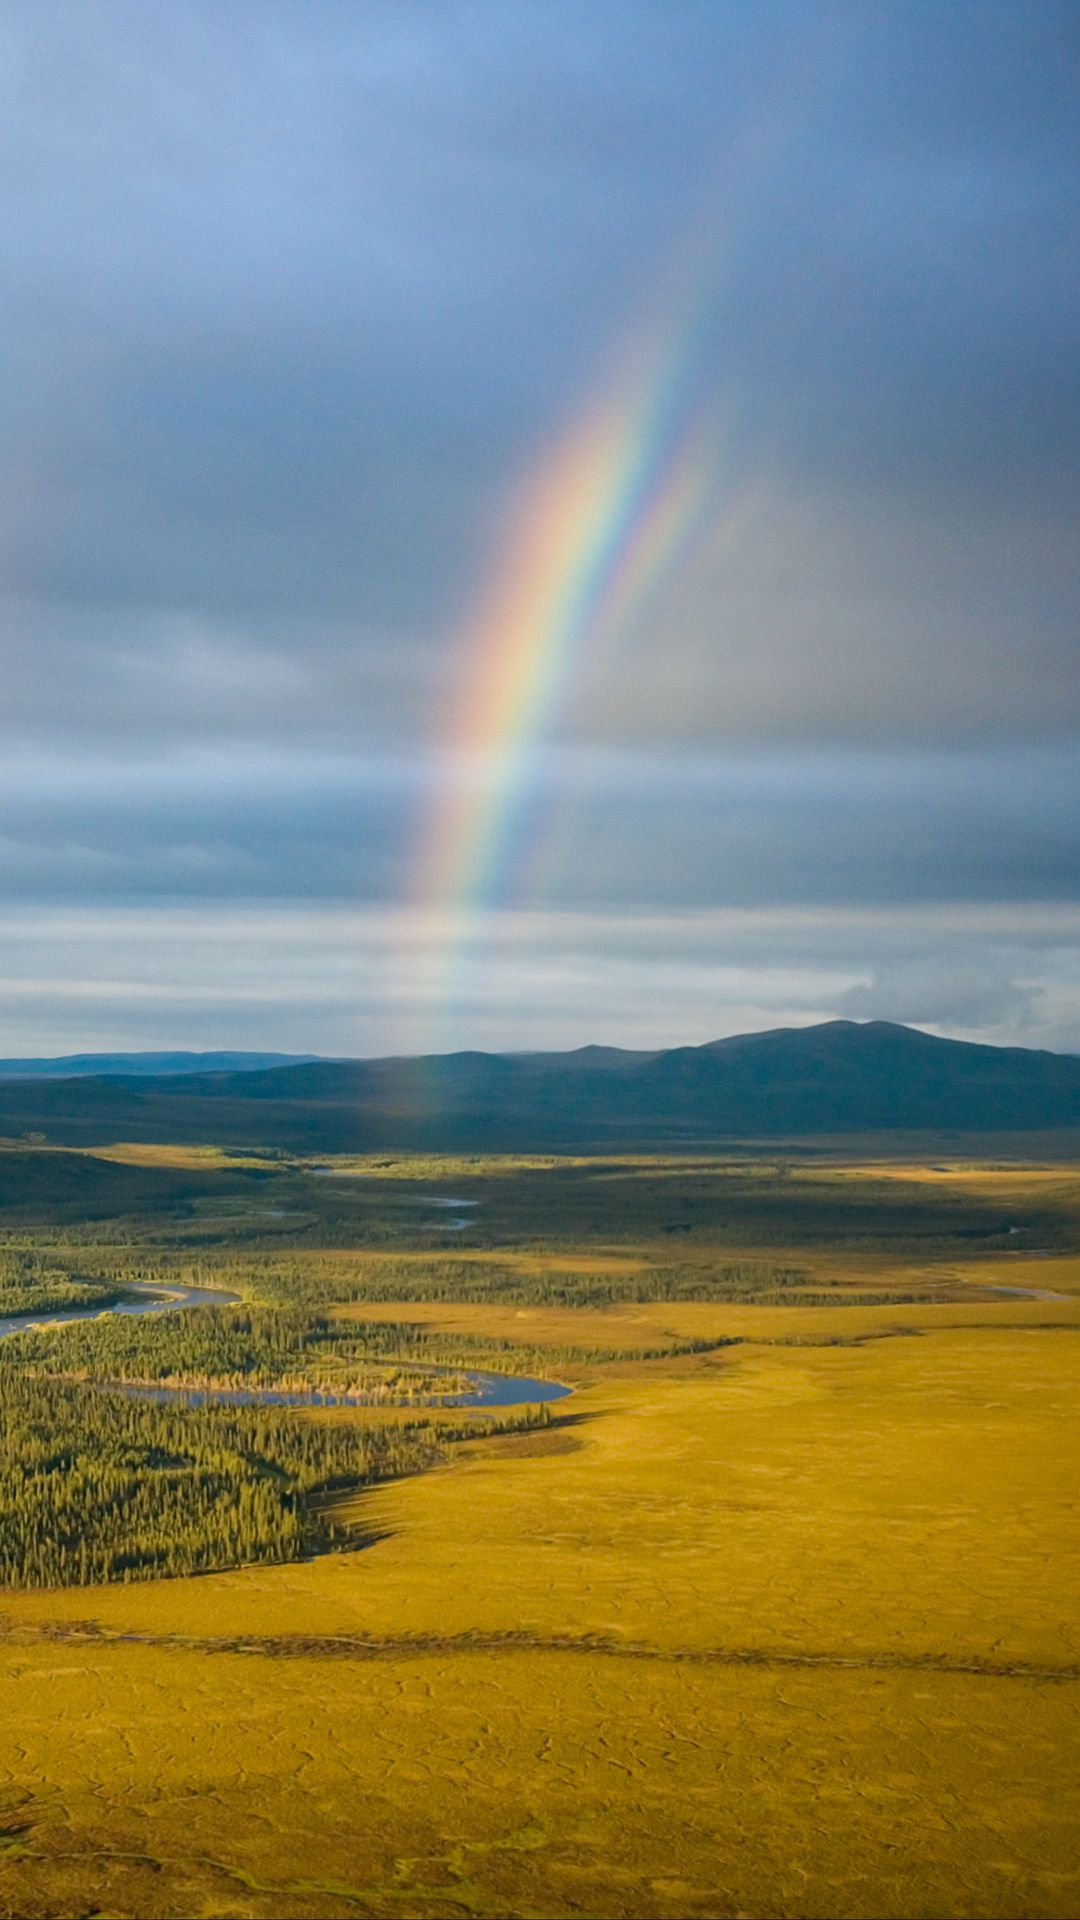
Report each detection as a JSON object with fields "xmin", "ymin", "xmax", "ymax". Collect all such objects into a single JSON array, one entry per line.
[{"xmin": 0, "ymin": 1369, "xmax": 548, "ymax": 1587}]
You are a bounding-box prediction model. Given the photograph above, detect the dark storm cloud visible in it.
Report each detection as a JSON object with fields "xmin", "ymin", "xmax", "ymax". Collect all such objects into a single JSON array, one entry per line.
[
  {"xmin": 3, "ymin": 2, "xmax": 1076, "ymax": 647},
  {"xmin": 1, "ymin": 0, "xmax": 741, "ymax": 624},
  {"xmin": 0, "ymin": 2, "xmax": 1077, "ymax": 1046},
  {"xmin": 721, "ymin": 6, "xmax": 1080, "ymax": 499},
  {"xmin": 0, "ymin": 744, "xmax": 1075, "ymax": 913}
]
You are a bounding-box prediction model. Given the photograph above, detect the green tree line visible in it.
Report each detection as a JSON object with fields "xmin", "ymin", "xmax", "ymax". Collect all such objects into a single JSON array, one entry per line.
[{"xmin": 0, "ymin": 1371, "xmax": 549, "ymax": 1587}]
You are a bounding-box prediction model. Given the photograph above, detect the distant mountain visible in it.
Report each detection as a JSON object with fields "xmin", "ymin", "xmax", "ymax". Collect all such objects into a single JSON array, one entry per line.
[
  {"xmin": 0, "ymin": 1021, "xmax": 1078, "ymax": 1149},
  {"xmin": 0, "ymin": 1051, "xmax": 327, "ymax": 1079}
]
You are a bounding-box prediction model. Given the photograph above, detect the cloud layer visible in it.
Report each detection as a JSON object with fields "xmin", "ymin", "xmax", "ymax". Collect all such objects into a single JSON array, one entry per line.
[
  {"xmin": 1, "ymin": 3, "xmax": 1077, "ymax": 1049},
  {"xmin": 1, "ymin": 904, "xmax": 1077, "ymax": 1059}
]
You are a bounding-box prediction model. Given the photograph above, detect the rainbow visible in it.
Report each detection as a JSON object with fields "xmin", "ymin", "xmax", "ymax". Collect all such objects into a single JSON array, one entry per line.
[
  {"xmin": 401, "ymin": 39, "xmax": 827, "ymax": 1050},
  {"xmin": 416, "ymin": 322, "xmax": 717, "ymax": 931}
]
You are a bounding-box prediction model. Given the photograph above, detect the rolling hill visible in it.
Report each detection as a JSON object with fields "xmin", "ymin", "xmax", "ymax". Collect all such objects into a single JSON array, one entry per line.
[
  {"xmin": 0, "ymin": 1021, "xmax": 1078, "ymax": 1151},
  {"xmin": 0, "ymin": 1050, "xmax": 326, "ymax": 1078}
]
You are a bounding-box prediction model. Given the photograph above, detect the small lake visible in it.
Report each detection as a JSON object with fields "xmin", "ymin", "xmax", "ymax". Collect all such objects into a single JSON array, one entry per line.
[
  {"xmin": 306, "ymin": 1172, "xmax": 481, "ymax": 1232},
  {"xmin": 411, "ymin": 1195, "xmax": 480, "ymax": 1231}
]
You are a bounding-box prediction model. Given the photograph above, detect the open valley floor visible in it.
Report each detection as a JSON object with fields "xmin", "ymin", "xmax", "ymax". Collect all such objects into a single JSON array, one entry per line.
[{"xmin": 0, "ymin": 1146, "xmax": 1077, "ymax": 1917}]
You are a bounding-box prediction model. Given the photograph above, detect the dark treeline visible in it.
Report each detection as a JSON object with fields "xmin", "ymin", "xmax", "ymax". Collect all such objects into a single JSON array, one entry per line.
[
  {"xmin": 0, "ymin": 1240, "xmax": 979, "ymax": 1316},
  {"xmin": 26, "ymin": 1251, "xmax": 814, "ymax": 1309},
  {"xmin": 0, "ymin": 1371, "xmax": 550, "ymax": 1587},
  {"xmin": 255, "ymin": 1258, "xmax": 812, "ymax": 1308},
  {"xmin": 0, "ymin": 1250, "xmax": 125, "ymax": 1318},
  {"xmin": 752, "ymin": 1288, "xmax": 961, "ymax": 1307}
]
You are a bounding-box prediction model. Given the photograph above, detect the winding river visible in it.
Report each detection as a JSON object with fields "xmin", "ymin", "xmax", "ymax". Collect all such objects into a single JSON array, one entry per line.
[
  {"xmin": 7, "ymin": 1232, "xmax": 1059, "ymax": 1414},
  {"xmin": 0, "ymin": 1280, "xmax": 571, "ymax": 1409},
  {"xmin": 0, "ymin": 1278, "xmax": 241, "ymax": 1341}
]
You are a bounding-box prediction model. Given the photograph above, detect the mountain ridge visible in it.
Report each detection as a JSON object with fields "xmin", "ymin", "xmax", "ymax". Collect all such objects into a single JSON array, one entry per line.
[
  {"xmin": 0, "ymin": 1020, "xmax": 1077, "ymax": 1149},
  {"xmin": 0, "ymin": 1050, "xmax": 328, "ymax": 1080}
]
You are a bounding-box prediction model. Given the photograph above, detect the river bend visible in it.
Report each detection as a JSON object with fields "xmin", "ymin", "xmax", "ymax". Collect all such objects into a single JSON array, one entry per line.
[{"xmin": 0, "ymin": 1281, "xmax": 571, "ymax": 1409}]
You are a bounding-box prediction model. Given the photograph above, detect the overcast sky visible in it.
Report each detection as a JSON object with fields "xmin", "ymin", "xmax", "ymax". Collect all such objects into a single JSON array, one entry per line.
[{"xmin": 1, "ymin": 1, "xmax": 1078, "ymax": 1055}]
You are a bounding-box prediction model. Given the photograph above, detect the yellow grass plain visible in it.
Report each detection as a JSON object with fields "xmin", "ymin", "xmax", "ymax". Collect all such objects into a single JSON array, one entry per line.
[{"xmin": 0, "ymin": 1170, "xmax": 1078, "ymax": 1918}]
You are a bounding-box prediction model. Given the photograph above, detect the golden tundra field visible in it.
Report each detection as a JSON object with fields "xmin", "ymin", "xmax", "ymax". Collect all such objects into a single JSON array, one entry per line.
[{"xmin": 0, "ymin": 1149, "xmax": 1079, "ymax": 1919}]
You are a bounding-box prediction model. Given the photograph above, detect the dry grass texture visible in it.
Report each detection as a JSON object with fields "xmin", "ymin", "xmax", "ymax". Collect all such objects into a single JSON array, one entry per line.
[{"xmin": 0, "ymin": 1164, "xmax": 1078, "ymax": 1917}]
